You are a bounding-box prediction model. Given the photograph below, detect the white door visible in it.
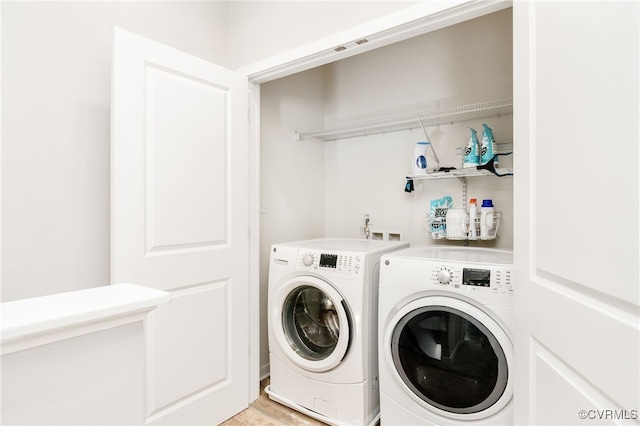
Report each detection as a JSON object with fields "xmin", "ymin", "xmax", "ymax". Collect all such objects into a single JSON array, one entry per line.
[
  {"xmin": 111, "ymin": 27, "xmax": 249, "ymax": 425},
  {"xmin": 513, "ymin": 2, "xmax": 639, "ymax": 425}
]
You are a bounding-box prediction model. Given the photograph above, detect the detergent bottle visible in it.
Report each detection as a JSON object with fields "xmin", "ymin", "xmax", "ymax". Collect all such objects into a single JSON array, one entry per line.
[
  {"xmin": 468, "ymin": 198, "xmax": 478, "ymax": 239},
  {"xmin": 412, "ymin": 141, "xmax": 430, "ymax": 175},
  {"xmin": 480, "ymin": 199, "xmax": 495, "ymax": 240}
]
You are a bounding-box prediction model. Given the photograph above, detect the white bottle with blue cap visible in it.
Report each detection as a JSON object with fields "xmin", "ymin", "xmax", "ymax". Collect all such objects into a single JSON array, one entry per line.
[
  {"xmin": 413, "ymin": 141, "xmax": 430, "ymax": 175},
  {"xmin": 480, "ymin": 199, "xmax": 495, "ymax": 239}
]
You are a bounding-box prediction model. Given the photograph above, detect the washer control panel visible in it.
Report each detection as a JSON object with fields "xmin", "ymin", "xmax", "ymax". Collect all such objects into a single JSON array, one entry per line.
[
  {"xmin": 431, "ymin": 264, "xmax": 513, "ymax": 295},
  {"xmin": 298, "ymin": 250, "xmax": 362, "ymax": 276}
]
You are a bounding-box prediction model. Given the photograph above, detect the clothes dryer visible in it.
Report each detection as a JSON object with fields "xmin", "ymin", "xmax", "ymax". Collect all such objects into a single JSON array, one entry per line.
[
  {"xmin": 378, "ymin": 246, "xmax": 514, "ymax": 425},
  {"xmin": 266, "ymin": 238, "xmax": 409, "ymax": 426}
]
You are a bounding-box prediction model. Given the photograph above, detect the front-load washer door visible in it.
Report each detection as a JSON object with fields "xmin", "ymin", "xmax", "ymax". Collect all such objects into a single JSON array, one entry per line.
[
  {"xmin": 384, "ymin": 296, "xmax": 512, "ymax": 421},
  {"xmin": 272, "ymin": 275, "xmax": 352, "ymax": 373}
]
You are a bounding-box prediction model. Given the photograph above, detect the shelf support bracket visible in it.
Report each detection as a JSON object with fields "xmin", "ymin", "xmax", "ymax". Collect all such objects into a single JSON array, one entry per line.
[
  {"xmin": 455, "ymin": 177, "xmax": 468, "ymax": 207},
  {"xmin": 416, "ymin": 116, "xmax": 441, "ymax": 169},
  {"xmin": 462, "ymin": 177, "xmax": 467, "ymax": 207}
]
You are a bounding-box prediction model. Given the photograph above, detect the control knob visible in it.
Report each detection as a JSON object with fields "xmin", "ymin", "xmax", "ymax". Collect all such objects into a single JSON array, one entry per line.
[
  {"xmin": 302, "ymin": 253, "xmax": 315, "ymax": 266},
  {"xmin": 436, "ymin": 267, "xmax": 452, "ymax": 284}
]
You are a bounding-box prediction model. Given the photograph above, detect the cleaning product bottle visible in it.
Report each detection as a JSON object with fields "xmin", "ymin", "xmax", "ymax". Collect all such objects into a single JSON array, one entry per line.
[
  {"xmin": 468, "ymin": 198, "xmax": 478, "ymax": 239},
  {"xmin": 463, "ymin": 128, "xmax": 480, "ymax": 168},
  {"xmin": 480, "ymin": 123, "xmax": 499, "ymax": 167},
  {"xmin": 413, "ymin": 141, "xmax": 430, "ymax": 175},
  {"xmin": 480, "ymin": 199, "xmax": 495, "ymax": 239}
]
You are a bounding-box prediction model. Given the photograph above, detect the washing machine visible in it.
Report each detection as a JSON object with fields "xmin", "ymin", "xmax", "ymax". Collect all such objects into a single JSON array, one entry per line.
[
  {"xmin": 266, "ymin": 238, "xmax": 409, "ymax": 426},
  {"xmin": 378, "ymin": 246, "xmax": 514, "ymax": 425}
]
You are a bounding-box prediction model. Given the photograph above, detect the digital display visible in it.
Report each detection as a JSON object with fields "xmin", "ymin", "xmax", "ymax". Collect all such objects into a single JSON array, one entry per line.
[
  {"xmin": 319, "ymin": 254, "xmax": 338, "ymax": 268},
  {"xmin": 463, "ymin": 268, "xmax": 491, "ymax": 287}
]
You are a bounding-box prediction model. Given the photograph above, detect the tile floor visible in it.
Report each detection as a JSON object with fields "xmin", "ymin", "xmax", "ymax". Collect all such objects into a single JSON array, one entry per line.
[{"xmin": 220, "ymin": 378, "xmax": 327, "ymax": 426}]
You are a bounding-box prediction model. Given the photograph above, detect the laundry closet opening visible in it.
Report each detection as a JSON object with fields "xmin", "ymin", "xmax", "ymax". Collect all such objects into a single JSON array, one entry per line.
[{"xmin": 258, "ymin": 7, "xmax": 513, "ymax": 377}]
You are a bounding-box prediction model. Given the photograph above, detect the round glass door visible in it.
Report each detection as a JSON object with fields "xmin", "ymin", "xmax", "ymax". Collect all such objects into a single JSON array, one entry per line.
[
  {"xmin": 273, "ymin": 276, "xmax": 352, "ymax": 372},
  {"xmin": 283, "ymin": 285, "xmax": 343, "ymax": 361},
  {"xmin": 388, "ymin": 297, "xmax": 512, "ymax": 419}
]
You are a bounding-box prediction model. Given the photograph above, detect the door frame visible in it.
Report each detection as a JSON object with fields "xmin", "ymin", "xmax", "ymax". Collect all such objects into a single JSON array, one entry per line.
[{"xmin": 241, "ymin": 0, "xmax": 512, "ymax": 401}]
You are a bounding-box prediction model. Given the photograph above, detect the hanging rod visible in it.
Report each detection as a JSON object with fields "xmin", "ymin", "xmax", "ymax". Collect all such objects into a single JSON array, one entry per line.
[{"xmin": 294, "ymin": 98, "xmax": 513, "ymax": 141}]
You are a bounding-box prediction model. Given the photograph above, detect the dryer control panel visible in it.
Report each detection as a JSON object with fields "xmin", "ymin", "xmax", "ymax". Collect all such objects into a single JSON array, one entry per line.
[
  {"xmin": 431, "ymin": 264, "xmax": 513, "ymax": 296},
  {"xmin": 298, "ymin": 250, "xmax": 362, "ymax": 276}
]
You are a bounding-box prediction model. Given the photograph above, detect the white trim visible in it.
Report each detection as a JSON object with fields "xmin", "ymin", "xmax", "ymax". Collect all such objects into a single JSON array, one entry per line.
[
  {"xmin": 0, "ymin": 283, "xmax": 171, "ymax": 355},
  {"xmin": 248, "ymin": 81, "xmax": 261, "ymax": 402},
  {"xmin": 239, "ymin": 0, "xmax": 511, "ymax": 84}
]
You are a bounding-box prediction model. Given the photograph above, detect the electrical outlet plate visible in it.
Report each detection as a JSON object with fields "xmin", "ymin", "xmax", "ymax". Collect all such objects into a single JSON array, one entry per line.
[{"xmin": 369, "ymin": 228, "xmax": 403, "ymax": 241}]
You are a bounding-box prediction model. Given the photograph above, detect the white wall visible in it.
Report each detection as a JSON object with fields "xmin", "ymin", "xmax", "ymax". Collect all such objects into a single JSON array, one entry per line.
[
  {"xmin": 323, "ymin": 8, "xmax": 513, "ymax": 246},
  {"xmin": 1, "ymin": 0, "xmax": 421, "ymax": 302},
  {"xmin": 259, "ymin": 67, "xmax": 326, "ymax": 376},
  {"xmin": 1, "ymin": 2, "xmax": 229, "ymax": 302},
  {"xmin": 2, "ymin": 0, "xmax": 511, "ymax": 382},
  {"xmin": 226, "ymin": 1, "xmax": 420, "ymax": 69},
  {"xmin": 259, "ymin": 7, "xmax": 513, "ymax": 372},
  {"xmin": 2, "ymin": 322, "xmax": 145, "ymax": 425},
  {"xmin": 260, "ymin": 7, "xmax": 513, "ymax": 248}
]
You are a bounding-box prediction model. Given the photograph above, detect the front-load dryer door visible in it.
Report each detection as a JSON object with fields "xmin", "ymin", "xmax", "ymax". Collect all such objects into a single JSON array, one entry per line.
[
  {"xmin": 384, "ymin": 296, "xmax": 512, "ymax": 421},
  {"xmin": 272, "ymin": 276, "xmax": 352, "ymax": 373}
]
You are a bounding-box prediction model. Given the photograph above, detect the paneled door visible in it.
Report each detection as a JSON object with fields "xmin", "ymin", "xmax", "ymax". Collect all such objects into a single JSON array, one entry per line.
[
  {"xmin": 111, "ymin": 28, "xmax": 249, "ymax": 425},
  {"xmin": 513, "ymin": 2, "xmax": 639, "ymax": 425}
]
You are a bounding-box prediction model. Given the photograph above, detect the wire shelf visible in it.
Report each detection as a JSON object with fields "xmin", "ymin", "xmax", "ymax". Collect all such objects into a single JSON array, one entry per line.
[
  {"xmin": 295, "ymin": 98, "xmax": 513, "ymax": 141},
  {"xmin": 426, "ymin": 212, "xmax": 502, "ymax": 241},
  {"xmin": 409, "ymin": 167, "xmax": 514, "ymax": 180}
]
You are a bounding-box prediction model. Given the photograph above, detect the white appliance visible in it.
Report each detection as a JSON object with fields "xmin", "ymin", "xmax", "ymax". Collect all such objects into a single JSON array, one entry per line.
[
  {"xmin": 378, "ymin": 246, "xmax": 514, "ymax": 425},
  {"xmin": 266, "ymin": 238, "xmax": 409, "ymax": 426}
]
